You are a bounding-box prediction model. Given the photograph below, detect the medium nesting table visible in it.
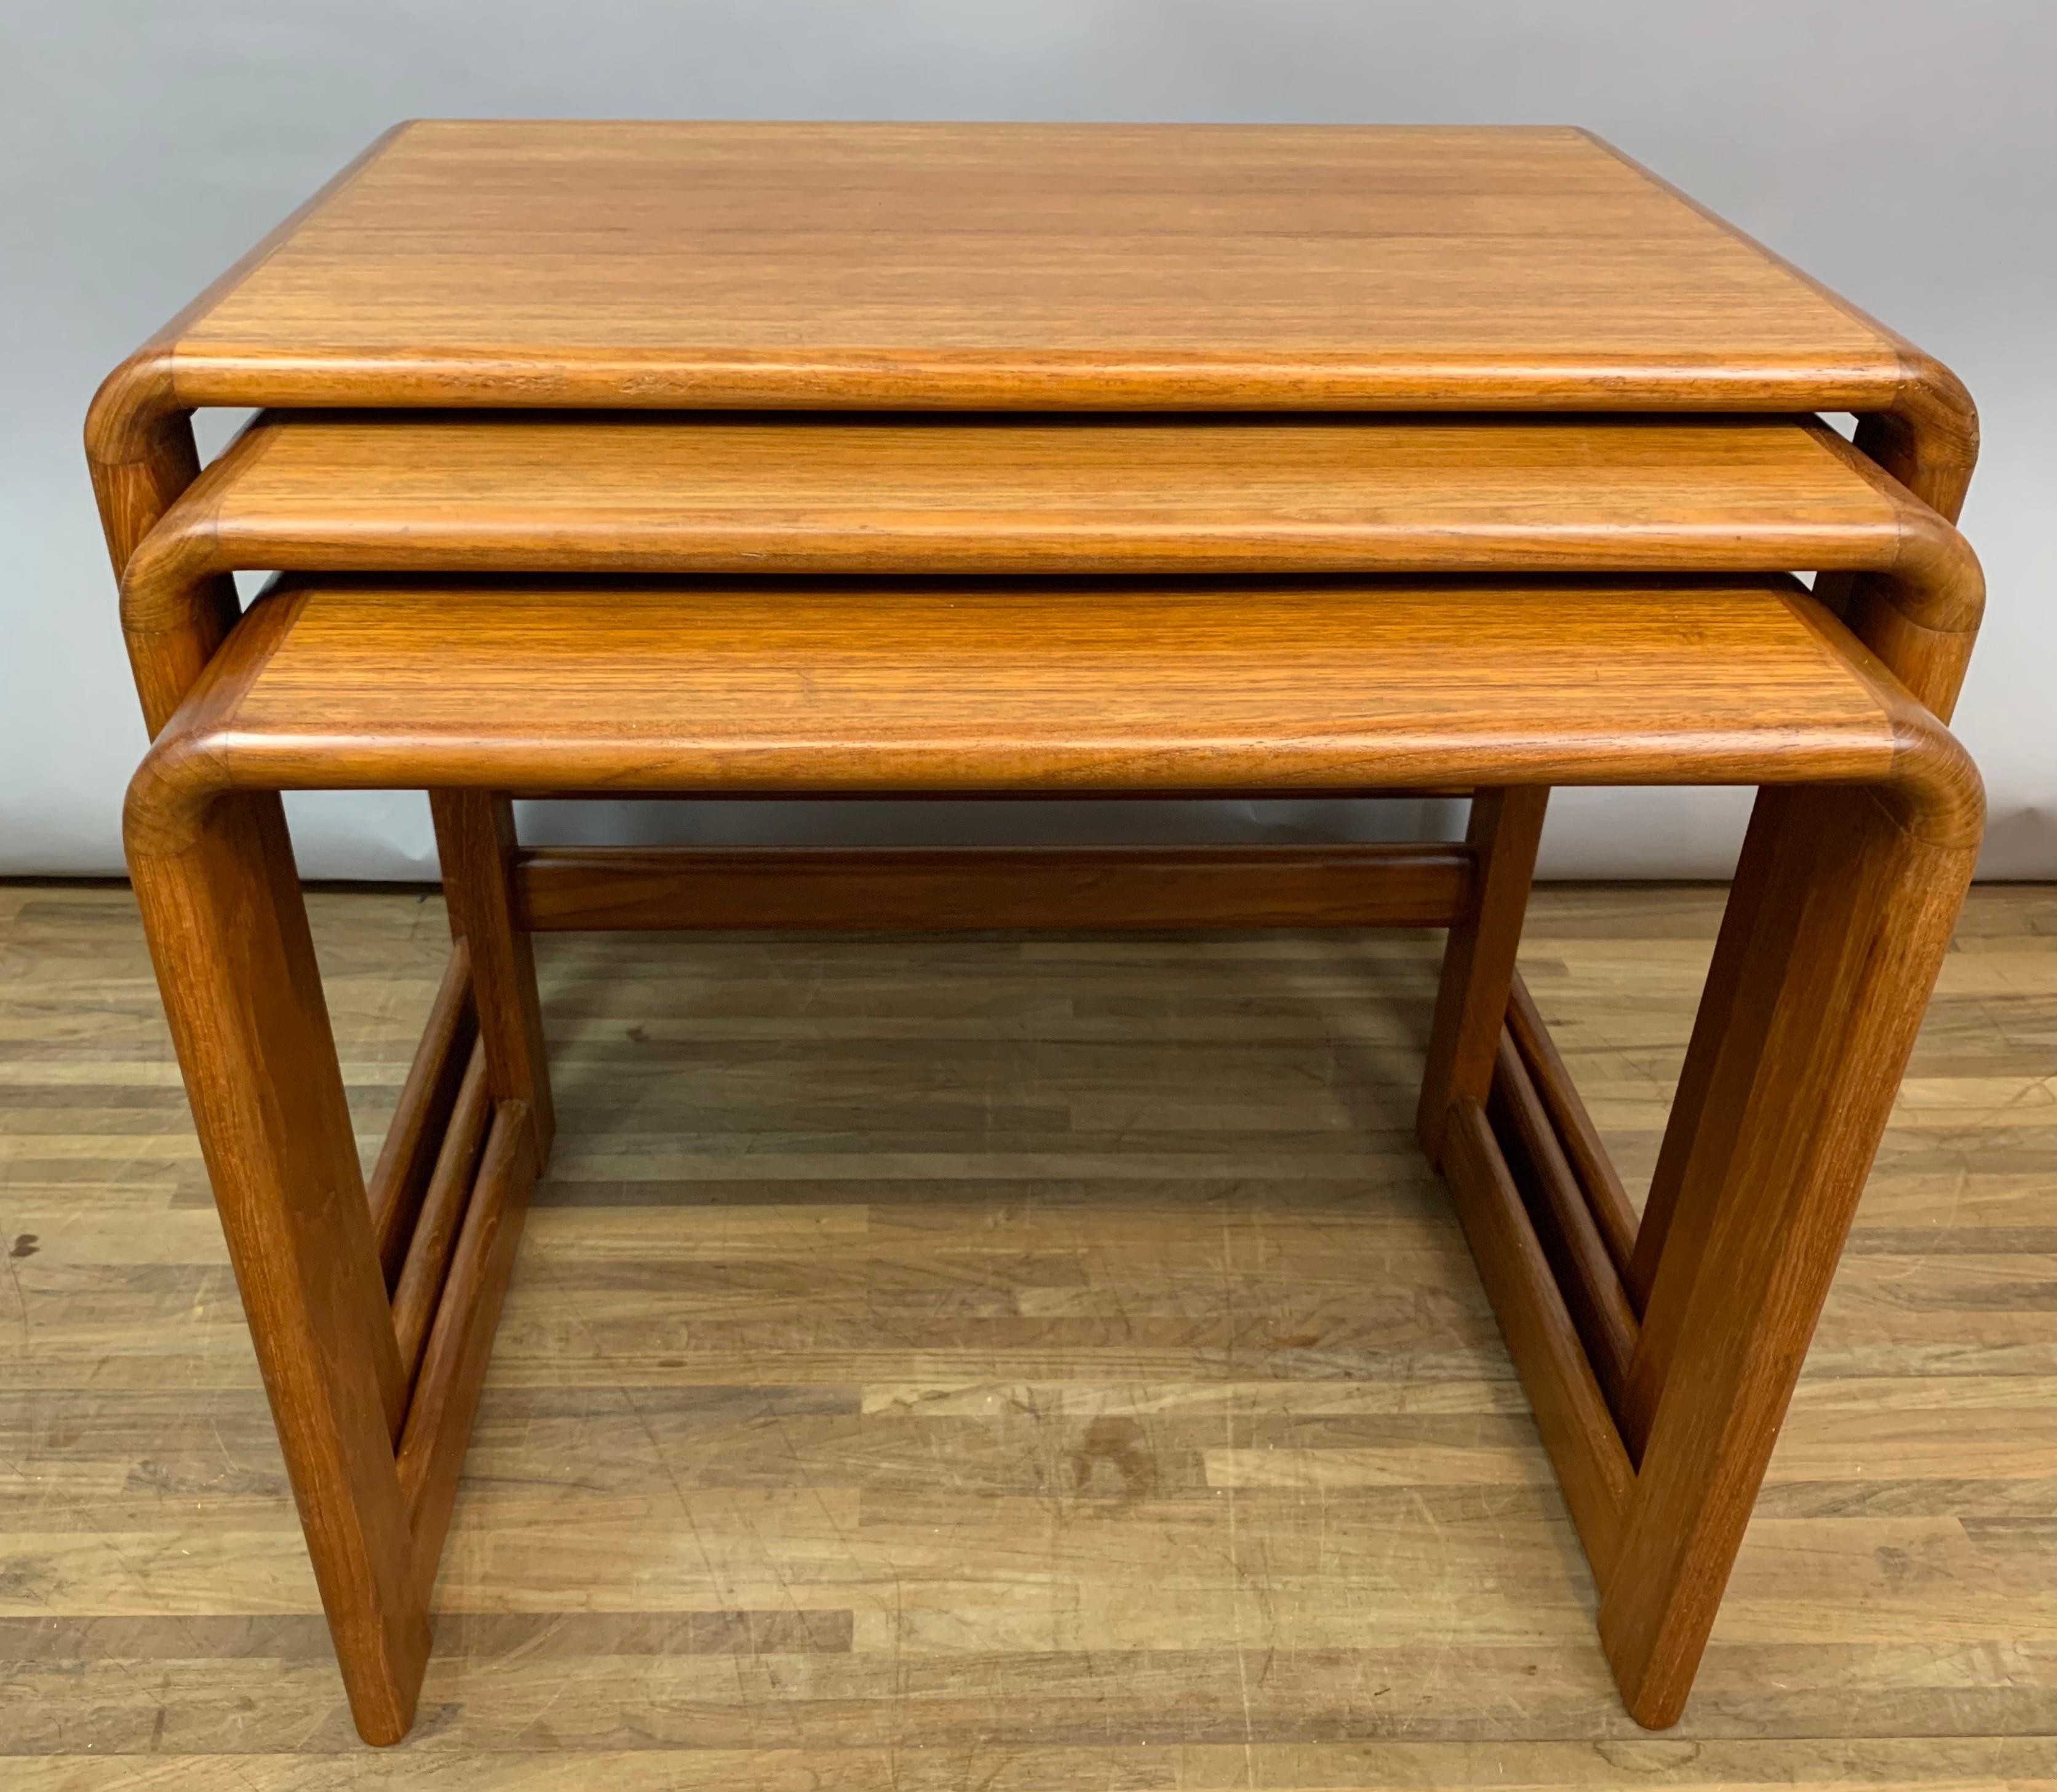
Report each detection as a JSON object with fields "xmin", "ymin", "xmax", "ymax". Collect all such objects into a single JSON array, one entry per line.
[{"xmin": 91, "ymin": 122, "xmax": 1984, "ymax": 1743}]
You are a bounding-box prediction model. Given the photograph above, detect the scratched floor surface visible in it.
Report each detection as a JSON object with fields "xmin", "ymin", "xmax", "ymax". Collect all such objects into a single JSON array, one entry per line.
[{"xmin": 2, "ymin": 880, "xmax": 2054, "ymax": 1788}]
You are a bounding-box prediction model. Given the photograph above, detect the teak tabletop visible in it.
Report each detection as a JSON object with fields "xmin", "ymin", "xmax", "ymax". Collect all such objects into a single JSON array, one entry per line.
[
  {"xmin": 142, "ymin": 574, "xmax": 1930, "ymax": 801},
  {"xmin": 89, "ymin": 121, "xmax": 1975, "ymax": 574},
  {"xmin": 156, "ymin": 413, "xmax": 1938, "ymax": 569},
  {"xmin": 100, "ymin": 122, "xmax": 1924, "ymax": 405}
]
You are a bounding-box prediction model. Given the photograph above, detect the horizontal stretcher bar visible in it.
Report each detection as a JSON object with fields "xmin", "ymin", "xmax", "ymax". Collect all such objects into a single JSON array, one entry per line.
[{"xmin": 510, "ymin": 843, "xmax": 1474, "ymax": 932}]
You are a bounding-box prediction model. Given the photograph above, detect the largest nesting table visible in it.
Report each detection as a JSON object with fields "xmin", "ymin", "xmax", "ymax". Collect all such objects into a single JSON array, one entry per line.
[{"xmin": 90, "ymin": 123, "xmax": 1984, "ymax": 1742}]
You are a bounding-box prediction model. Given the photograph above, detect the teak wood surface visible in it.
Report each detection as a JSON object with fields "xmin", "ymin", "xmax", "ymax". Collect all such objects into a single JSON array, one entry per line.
[
  {"xmin": 87, "ymin": 122, "xmax": 1965, "ymax": 424},
  {"xmin": 87, "ymin": 121, "xmax": 1977, "ymax": 588},
  {"xmin": 86, "ymin": 119, "xmax": 1988, "ymax": 1748},
  {"xmin": 87, "ymin": 119, "xmax": 1983, "ymax": 1189},
  {"xmin": 140, "ymin": 413, "xmax": 1943, "ymax": 573},
  {"xmin": 116, "ymin": 411, "xmax": 1982, "ymax": 737},
  {"xmin": 86, "ymin": 122, "xmax": 1981, "ymax": 873},
  {"xmin": 128, "ymin": 576, "xmax": 1962, "ymax": 812}
]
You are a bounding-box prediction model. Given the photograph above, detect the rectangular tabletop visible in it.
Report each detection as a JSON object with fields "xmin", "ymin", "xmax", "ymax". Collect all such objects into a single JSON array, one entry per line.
[
  {"xmin": 158, "ymin": 575, "xmax": 1913, "ymax": 798},
  {"xmin": 127, "ymin": 122, "xmax": 1918, "ymax": 414},
  {"xmin": 143, "ymin": 412, "xmax": 1923, "ymax": 579}
]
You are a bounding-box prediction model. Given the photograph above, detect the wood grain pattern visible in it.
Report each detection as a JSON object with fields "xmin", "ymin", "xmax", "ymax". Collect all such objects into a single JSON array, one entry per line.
[
  {"xmin": 116, "ymin": 410, "xmax": 1981, "ymax": 739},
  {"xmin": 1569, "ymin": 131, "xmax": 1975, "ymax": 525},
  {"xmin": 81, "ymin": 124, "xmax": 411, "ymax": 563},
  {"xmin": 114, "ymin": 803, "xmax": 426, "ymax": 1741},
  {"xmin": 6, "ymin": 879, "xmax": 2050, "ymax": 1784},
  {"xmin": 84, "ymin": 125, "xmax": 1981, "ymax": 739},
  {"xmin": 1601, "ymin": 785, "xmax": 1981, "ymax": 1723},
  {"xmin": 92, "ymin": 122, "xmax": 1919, "ymax": 411},
  {"xmin": 137, "ymin": 411, "xmax": 1925, "ymax": 577},
  {"xmin": 86, "ymin": 122, "xmax": 1981, "ymax": 755},
  {"xmin": 137, "ymin": 576, "xmax": 1918, "ymax": 804},
  {"xmin": 80, "ymin": 124, "xmax": 1975, "ymax": 720}
]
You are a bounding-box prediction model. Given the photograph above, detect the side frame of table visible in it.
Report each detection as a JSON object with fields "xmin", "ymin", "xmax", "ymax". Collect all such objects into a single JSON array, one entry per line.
[{"xmin": 118, "ymin": 571, "xmax": 1983, "ymax": 1738}]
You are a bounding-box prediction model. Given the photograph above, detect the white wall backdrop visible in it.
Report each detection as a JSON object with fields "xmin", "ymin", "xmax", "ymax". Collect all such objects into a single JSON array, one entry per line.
[{"xmin": 4, "ymin": 1, "xmax": 2052, "ymax": 879}]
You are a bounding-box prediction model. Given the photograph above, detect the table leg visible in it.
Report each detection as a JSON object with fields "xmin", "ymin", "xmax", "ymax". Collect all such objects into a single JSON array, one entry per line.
[
  {"xmin": 125, "ymin": 787, "xmax": 429, "ymax": 1743},
  {"xmin": 1417, "ymin": 787, "xmax": 1549, "ymax": 1160},
  {"xmin": 1597, "ymin": 780, "xmax": 1978, "ymax": 1726},
  {"xmin": 1622, "ymin": 785, "xmax": 1793, "ymax": 1317},
  {"xmin": 431, "ymin": 791, "xmax": 555, "ymax": 1162}
]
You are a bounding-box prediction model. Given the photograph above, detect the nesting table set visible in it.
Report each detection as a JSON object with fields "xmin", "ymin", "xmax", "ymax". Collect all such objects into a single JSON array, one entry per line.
[{"xmin": 90, "ymin": 123, "xmax": 1985, "ymax": 1743}]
